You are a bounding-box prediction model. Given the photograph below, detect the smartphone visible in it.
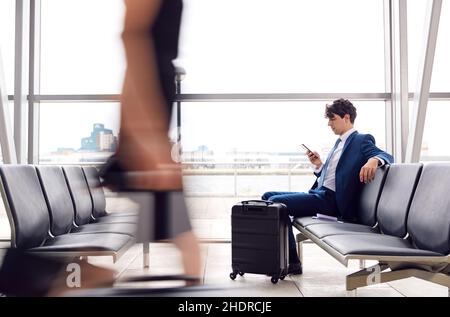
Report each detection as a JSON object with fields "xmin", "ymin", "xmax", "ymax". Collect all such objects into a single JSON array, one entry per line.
[
  {"xmin": 301, "ymin": 144, "xmax": 312, "ymax": 153},
  {"xmin": 301, "ymin": 144, "xmax": 317, "ymax": 158}
]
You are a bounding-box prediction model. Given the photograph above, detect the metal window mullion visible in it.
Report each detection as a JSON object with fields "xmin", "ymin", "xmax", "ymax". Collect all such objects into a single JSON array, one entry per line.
[
  {"xmin": 396, "ymin": 0, "xmax": 409, "ymax": 163},
  {"xmin": 384, "ymin": 0, "xmax": 409, "ymax": 162},
  {"xmin": 28, "ymin": 0, "xmax": 40, "ymax": 164},
  {"xmin": 175, "ymin": 93, "xmax": 390, "ymax": 102},
  {"xmin": 383, "ymin": 0, "xmax": 395, "ymax": 156},
  {"xmin": 14, "ymin": 0, "xmax": 30, "ymax": 164},
  {"xmin": 34, "ymin": 94, "xmax": 121, "ymax": 102},
  {"xmin": 29, "ymin": 92, "xmax": 450, "ymax": 103},
  {"xmin": 428, "ymin": 93, "xmax": 450, "ymax": 100},
  {"xmin": 0, "ymin": 49, "xmax": 17, "ymax": 164},
  {"xmin": 391, "ymin": 0, "xmax": 409, "ymax": 162},
  {"xmin": 405, "ymin": 0, "xmax": 442, "ymax": 163},
  {"xmin": 32, "ymin": 93, "xmax": 390, "ymax": 103}
]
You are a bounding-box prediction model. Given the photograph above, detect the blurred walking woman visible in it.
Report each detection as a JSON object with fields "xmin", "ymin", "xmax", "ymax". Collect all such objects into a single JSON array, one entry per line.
[{"xmin": 117, "ymin": 0, "xmax": 201, "ymax": 278}]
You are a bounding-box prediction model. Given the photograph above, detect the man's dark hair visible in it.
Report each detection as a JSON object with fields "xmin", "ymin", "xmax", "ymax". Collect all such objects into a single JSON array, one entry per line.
[{"xmin": 325, "ymin": 98, "xmax": 357, "ymax": 123}]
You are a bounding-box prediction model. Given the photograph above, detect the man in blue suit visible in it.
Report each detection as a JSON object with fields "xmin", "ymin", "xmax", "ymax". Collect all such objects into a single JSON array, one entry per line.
[{"xmin": 262, "ymin": 99, "xmax": 394, "ymax": 275}]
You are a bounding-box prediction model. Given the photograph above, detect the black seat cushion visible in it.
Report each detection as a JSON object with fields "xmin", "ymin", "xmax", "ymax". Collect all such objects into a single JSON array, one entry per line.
[
  {"xmin": 62, "ymin": 166, "xmax": 94, "ymax": 226},
  {"xmin": 306, "ymin": 222, "xmax": 378, "ymax": 239},
  {"xmin": 93, "ymin": 215, "xmax": 138, "ymax": 224},
  {"xmin": 71, "ymin": 222, "xmax": 136, "ymax": 236},
  {"xmin": 37, "ymin": 166, "xmax": 138, "ymax": 237},
  {"xmin": 322, "ymin": 234, "xmax": 444, "ymax": 257},
  {"xmin": 293, "ymin": 217, "xmax": 331, "ymax": 228},
  {"xmin": 376, "ymin": 163, "xmax": 422, "ymax": 237},
  {"xmin": 407, "ymin": 163, "xmax": 450, "ymax": 255},
  {"xmin": 106, "ymin": 211, "xmax": 139, "ymax": 217},
  {"xmin": 29, "ymin": 232, "xmax": 131, "ymax": 253},
  {"xmin": 82, "ymin": 167, "xmax": 138, "ymax": 218},
  {"xmin": 0, "ymin": 165, "xmax": 50, "ymax": 249},
  {"xmin": 36, "ymin": 166, "xmax": 75, "ymax": 236},
  {"xmin": 82, "ymin": 167, "xmax": 108, "ymax": 218},
  {"xmin": 356, "ymin": 166, "xmax": 389, "ymax": 226}
]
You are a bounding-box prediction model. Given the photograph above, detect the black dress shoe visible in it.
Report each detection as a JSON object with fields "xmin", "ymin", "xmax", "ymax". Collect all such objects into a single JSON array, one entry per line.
[{"xmin": 288, "ymin": 262, "xmax": 303, "ymax": 275}]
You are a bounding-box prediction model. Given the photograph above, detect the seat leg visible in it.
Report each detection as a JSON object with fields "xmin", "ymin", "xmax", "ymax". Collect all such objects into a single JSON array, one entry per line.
[
  {"xmin": 359, "ymin": 260, "xmax": 366, "ymax": 269},
  {"xmin": 295, "ymin": 232, "xmax": 307, "ymax": 264},
  {"xmin": 143, "ymin": 242, "xmax": 150, "ymax": 268},
  {"xmin": 346, "ymin": 289, "xmax": 357, "ymax": 297},
  {"xmin": 297, "ymin": 241, "xmax": 303, "ymax": 264}
]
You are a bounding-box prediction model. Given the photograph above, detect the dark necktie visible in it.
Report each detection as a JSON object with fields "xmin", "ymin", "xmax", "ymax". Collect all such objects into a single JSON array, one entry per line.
[{"xmin": 317, "ymin": 138, "xmax": 342, "ymax": 188}]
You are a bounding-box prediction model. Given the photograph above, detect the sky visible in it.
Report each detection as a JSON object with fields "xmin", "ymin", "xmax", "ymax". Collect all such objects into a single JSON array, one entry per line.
[{"xmin": 0, "ymin": 0, "xmax": 449, "ymax": 157}]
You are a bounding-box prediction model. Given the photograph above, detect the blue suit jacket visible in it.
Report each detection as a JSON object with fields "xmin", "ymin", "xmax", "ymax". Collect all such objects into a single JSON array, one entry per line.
[{"xmin": 311, "ymin": 131, "xmax": 394, "ymax": 221}]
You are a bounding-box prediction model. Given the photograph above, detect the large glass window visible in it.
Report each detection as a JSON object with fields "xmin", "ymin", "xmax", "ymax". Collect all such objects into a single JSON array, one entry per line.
[
  {"xmin": 39, "ymin": 103, "xmax": 120, "ymax": 164},
  {"xmin": 40, "ymin": 0, "xmax": 125, "ymax": 94},
  {"xmin": 420, "ymin": 101, "xmax": 450, "ymax": 161},
  {"xmin": 34, "ymin": 0, "xmax": 390, "ymax": 241},
  {"xmin": 431, "ymin": 1, "xmax": 450, "ymax": 92},
  {"xmin": 0, "ymin": 0, "xmax": 15, "ymax": 95},
  {"xmin": 177, "ymin": 0, "xmax": 385, "ymax": 93},
  {"xmin": 408, "ymin": 0, "xmax": 450, "ymax": 92},
  {"xmin": 0, "ymin": 102, "xmax": 14, "ymax": 164},
  {"xmin": 181, "ymin": 101, "xmax": 386, "ymax": 196},
  {"xmin": 408, "ymin": 2, "xmax": 450, "ymax": 163}
]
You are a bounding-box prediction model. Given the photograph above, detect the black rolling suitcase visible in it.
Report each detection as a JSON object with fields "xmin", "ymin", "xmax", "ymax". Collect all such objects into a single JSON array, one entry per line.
[{"xmin": 230, "ymin": 200, "xmax": 289, "ymax": 284}]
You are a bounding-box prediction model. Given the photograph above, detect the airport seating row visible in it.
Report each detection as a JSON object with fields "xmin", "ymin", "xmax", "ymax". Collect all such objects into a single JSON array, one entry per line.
[
  {"xmin": 0, "ymin": 165, "xmax": 144, "ymax": 263},
  {"xmin": 293, "ymin": 163, "xmax": 450, "ymax": 295}
]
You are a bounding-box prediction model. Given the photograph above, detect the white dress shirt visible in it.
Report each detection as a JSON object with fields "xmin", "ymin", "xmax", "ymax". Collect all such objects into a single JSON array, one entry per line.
[{"xmin": 314, "ymin": 128, "xmax": 384, "ymax": 192}]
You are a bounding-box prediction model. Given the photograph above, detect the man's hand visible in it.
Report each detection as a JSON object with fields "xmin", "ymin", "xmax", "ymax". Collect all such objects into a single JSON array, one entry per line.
[
  {"xmin": 307, "ymin": 151, "xmax": 323, "ymax": 169},
  {"xmin": 359, "ymin": 158, "xmax": 379, "ymax": 183}
]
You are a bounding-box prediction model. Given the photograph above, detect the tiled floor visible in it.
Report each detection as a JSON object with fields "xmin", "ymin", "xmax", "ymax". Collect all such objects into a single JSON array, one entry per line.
[
  {"xmin": 1, "ymin": 196, "xmax": 449, "ymax": 296},
  {"xmin": 87, "ymin": 242, "xmax": 448, "ymax": 297}
]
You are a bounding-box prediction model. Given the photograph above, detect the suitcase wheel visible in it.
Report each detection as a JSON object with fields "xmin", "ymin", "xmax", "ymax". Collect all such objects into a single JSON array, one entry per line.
[
  {"xmin": 280, "ymin": 275, "xmax": 286, "ymax": 280},
  {"xmin": 238, "ymin": 271, "xmax": 244, "ymax": 276},
  {"xmin": 271, "ymin": 276, "xmax": 279, "ymax": 284},
  {"xmin": 230, "ymin": 270, "xmax": 239, "ymax": 280}
]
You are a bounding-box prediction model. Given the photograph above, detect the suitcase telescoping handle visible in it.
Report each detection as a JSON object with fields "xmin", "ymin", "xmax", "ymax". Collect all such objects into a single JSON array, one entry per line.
[
  {"xmin": 241, "ymin": 200, "xmax": 274, "ymax": 206},
  {"xmin": 240, "ymin": 200, "xmax": 274, "ymax": 212}
]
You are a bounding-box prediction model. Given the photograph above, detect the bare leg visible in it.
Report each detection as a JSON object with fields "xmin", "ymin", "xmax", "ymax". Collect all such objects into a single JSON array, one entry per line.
[
  {"xmin": 118, "ymin": 74, "xmax": 182, "ymax": 191},
  {"xmin": 172, "ymin": 231, "xmax": 202, "ymax": 280}
]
